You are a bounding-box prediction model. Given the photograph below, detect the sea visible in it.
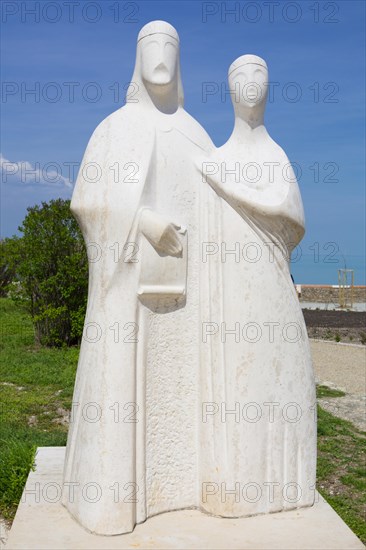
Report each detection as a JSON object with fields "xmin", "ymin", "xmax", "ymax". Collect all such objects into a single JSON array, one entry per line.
[{"xmin": 290, "ymin": 254, "xmax": 366, "ymax": 286}]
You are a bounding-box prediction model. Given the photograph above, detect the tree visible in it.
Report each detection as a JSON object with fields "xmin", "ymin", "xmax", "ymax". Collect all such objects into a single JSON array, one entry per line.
[{"xmin": 15, "ymin": 199, "xmax": 88, "ymax": 346}]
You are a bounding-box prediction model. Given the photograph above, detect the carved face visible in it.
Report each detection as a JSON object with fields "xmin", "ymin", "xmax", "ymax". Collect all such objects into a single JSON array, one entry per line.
[
  {"xmin": 229, "ymin": 64, "xmax": 268, "ymax": 108},
  {"xmin": 140, "ymin": 34, "xmax": 178, "ymax": 86}
]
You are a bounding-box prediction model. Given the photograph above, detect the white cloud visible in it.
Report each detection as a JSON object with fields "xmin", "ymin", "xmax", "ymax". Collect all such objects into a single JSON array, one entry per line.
[{"xmin": 0, "ymin": 153, "xmax": 72, "ymax": 188}]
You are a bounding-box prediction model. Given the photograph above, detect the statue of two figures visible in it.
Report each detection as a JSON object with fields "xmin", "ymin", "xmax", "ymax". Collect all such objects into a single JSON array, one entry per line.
[{"xmin": 62, "ymin": 20, "xmax": 317, "ymax": 536}]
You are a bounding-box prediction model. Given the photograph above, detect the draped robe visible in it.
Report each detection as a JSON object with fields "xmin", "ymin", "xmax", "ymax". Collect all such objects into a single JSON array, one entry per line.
[
  {"xmin": 199, "ymin": 132, "xmax": 317, "ymax": 517},
  {"xmin": 62, "ymin": 102, "xmax": 213, "ymax": 535}
]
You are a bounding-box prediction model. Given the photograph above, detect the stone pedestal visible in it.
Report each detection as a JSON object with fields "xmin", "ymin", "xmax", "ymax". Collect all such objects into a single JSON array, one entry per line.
[{"xmin": 5, "ymin": 447, "xmax": 364, "ymax": 550}]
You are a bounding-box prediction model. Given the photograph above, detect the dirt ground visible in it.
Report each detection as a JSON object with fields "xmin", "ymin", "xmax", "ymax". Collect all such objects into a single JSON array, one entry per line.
[
  {"xmin": 303, "ymin": 309, "xmax": 366, "ymax": 345},
  {"xmin": 310, "ymin": 339, "xmax": 366, "ymax": 431}
]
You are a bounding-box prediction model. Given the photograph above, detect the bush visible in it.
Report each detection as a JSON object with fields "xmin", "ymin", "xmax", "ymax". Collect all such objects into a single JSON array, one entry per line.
[
  {"xmin": 11, "ymin": 199, "xmax": 88, "ymax": 346},
  {"xmin": 0, "ymin": 237, "xmax": 22, "ymax": 297}
]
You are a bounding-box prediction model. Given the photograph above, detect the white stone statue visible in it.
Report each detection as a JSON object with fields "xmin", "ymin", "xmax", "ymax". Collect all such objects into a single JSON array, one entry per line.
[
  {"xmin": 63, "ymin": 27, "xmax": 316, "ymax": 536},
  {"xmin": 198, "ymin": 55, "xmax": 316, "ymax": 517},
  {"xmin": 62, "ymin": 20, "xmax": 213, "ymax": 535}
]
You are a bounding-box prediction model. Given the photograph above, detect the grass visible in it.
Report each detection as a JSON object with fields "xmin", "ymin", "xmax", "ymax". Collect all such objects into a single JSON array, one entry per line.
[
  {"xmin": 317, "ymin": 384, "xmax": 346, "ymax": 398},
  {"xmin": 0, "ymin": 298, "xmax": 78, "ymax": 520},
  {"xmin": 0, "ymin": 298, "xmax": 365, "ymax": 544},
  {"xmin": 316, "ymin": 389, "xmax": 366, "ymax": 543}
]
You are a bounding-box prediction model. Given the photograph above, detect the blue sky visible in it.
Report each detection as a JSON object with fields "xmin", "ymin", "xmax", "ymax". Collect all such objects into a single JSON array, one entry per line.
[{"xmin": 1, "ymin": 0, "xmax": 365, "ymax": 283}]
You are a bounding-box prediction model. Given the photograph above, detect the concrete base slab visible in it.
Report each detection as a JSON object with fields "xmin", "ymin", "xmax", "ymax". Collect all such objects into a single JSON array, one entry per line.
[{"xmin": 5, "ymin": 447, "xmax": 365, "ymax": 550}]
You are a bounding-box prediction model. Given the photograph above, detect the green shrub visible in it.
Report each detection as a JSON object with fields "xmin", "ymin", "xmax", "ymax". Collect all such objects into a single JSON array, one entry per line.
[
  {"xmin": 7, "ymin": 199, "xmax": 88, "ymax": 346},
  {"xmin": 0, "ymin": 237, "xmax": 22, "ymax": 298}
]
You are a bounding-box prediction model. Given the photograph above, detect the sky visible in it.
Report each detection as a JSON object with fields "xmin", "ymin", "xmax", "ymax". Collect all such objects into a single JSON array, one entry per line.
[{"xmin": 1, "ymin": 0, "xmax": 365, "ymax": 284}]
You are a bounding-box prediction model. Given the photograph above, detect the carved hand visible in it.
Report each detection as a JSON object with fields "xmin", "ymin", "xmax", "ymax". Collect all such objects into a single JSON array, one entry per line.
[{"xmin": 139, "ymin": 209, "xmax": 184, "ymax": 258}]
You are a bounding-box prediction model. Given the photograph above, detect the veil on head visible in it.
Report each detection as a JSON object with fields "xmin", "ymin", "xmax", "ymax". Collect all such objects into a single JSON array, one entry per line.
[
  {"xmin": 127, "ymin": 20, "xmax": 184, "ymax": 108},
  {"xmin": 228, "ymin": 54, "xmax": 268, "ymax": 77}
]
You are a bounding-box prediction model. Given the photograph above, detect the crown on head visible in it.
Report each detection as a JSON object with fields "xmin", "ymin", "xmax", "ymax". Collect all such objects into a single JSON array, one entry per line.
[
  {"xmin": 137, "ymin": 20, "xmax": 179, "ymax": 43},
  {"xmin": 228, "ymin": 55, "xmax": 268, "ymax": 76}
]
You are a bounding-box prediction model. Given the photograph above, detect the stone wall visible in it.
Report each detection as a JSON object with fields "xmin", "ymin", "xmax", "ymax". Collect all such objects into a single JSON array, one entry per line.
[{"xmin": 298, "ymin": 285, "xmax": 366, "ymax": 304}]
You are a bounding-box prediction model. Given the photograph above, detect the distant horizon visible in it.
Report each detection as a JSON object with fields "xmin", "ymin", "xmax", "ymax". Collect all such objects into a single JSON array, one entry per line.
[{"xmin": 291, "ymin": 253, "xmax": 366, "ymax": 286}]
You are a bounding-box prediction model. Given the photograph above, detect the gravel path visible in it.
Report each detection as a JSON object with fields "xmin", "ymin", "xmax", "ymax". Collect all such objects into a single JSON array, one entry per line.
[{"xmin": 310, "ymin": 339, "xmax": 366, "ymax": 430}]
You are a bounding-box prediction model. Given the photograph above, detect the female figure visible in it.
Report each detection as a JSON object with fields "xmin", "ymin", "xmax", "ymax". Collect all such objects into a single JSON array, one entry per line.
[
  {"xmin": 199, "ymin": 55, "xmax": 316, "ymax": 518},
  {"xmin": 62, "ymin": 21, "xmax": 213, "ymax": 535}
]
